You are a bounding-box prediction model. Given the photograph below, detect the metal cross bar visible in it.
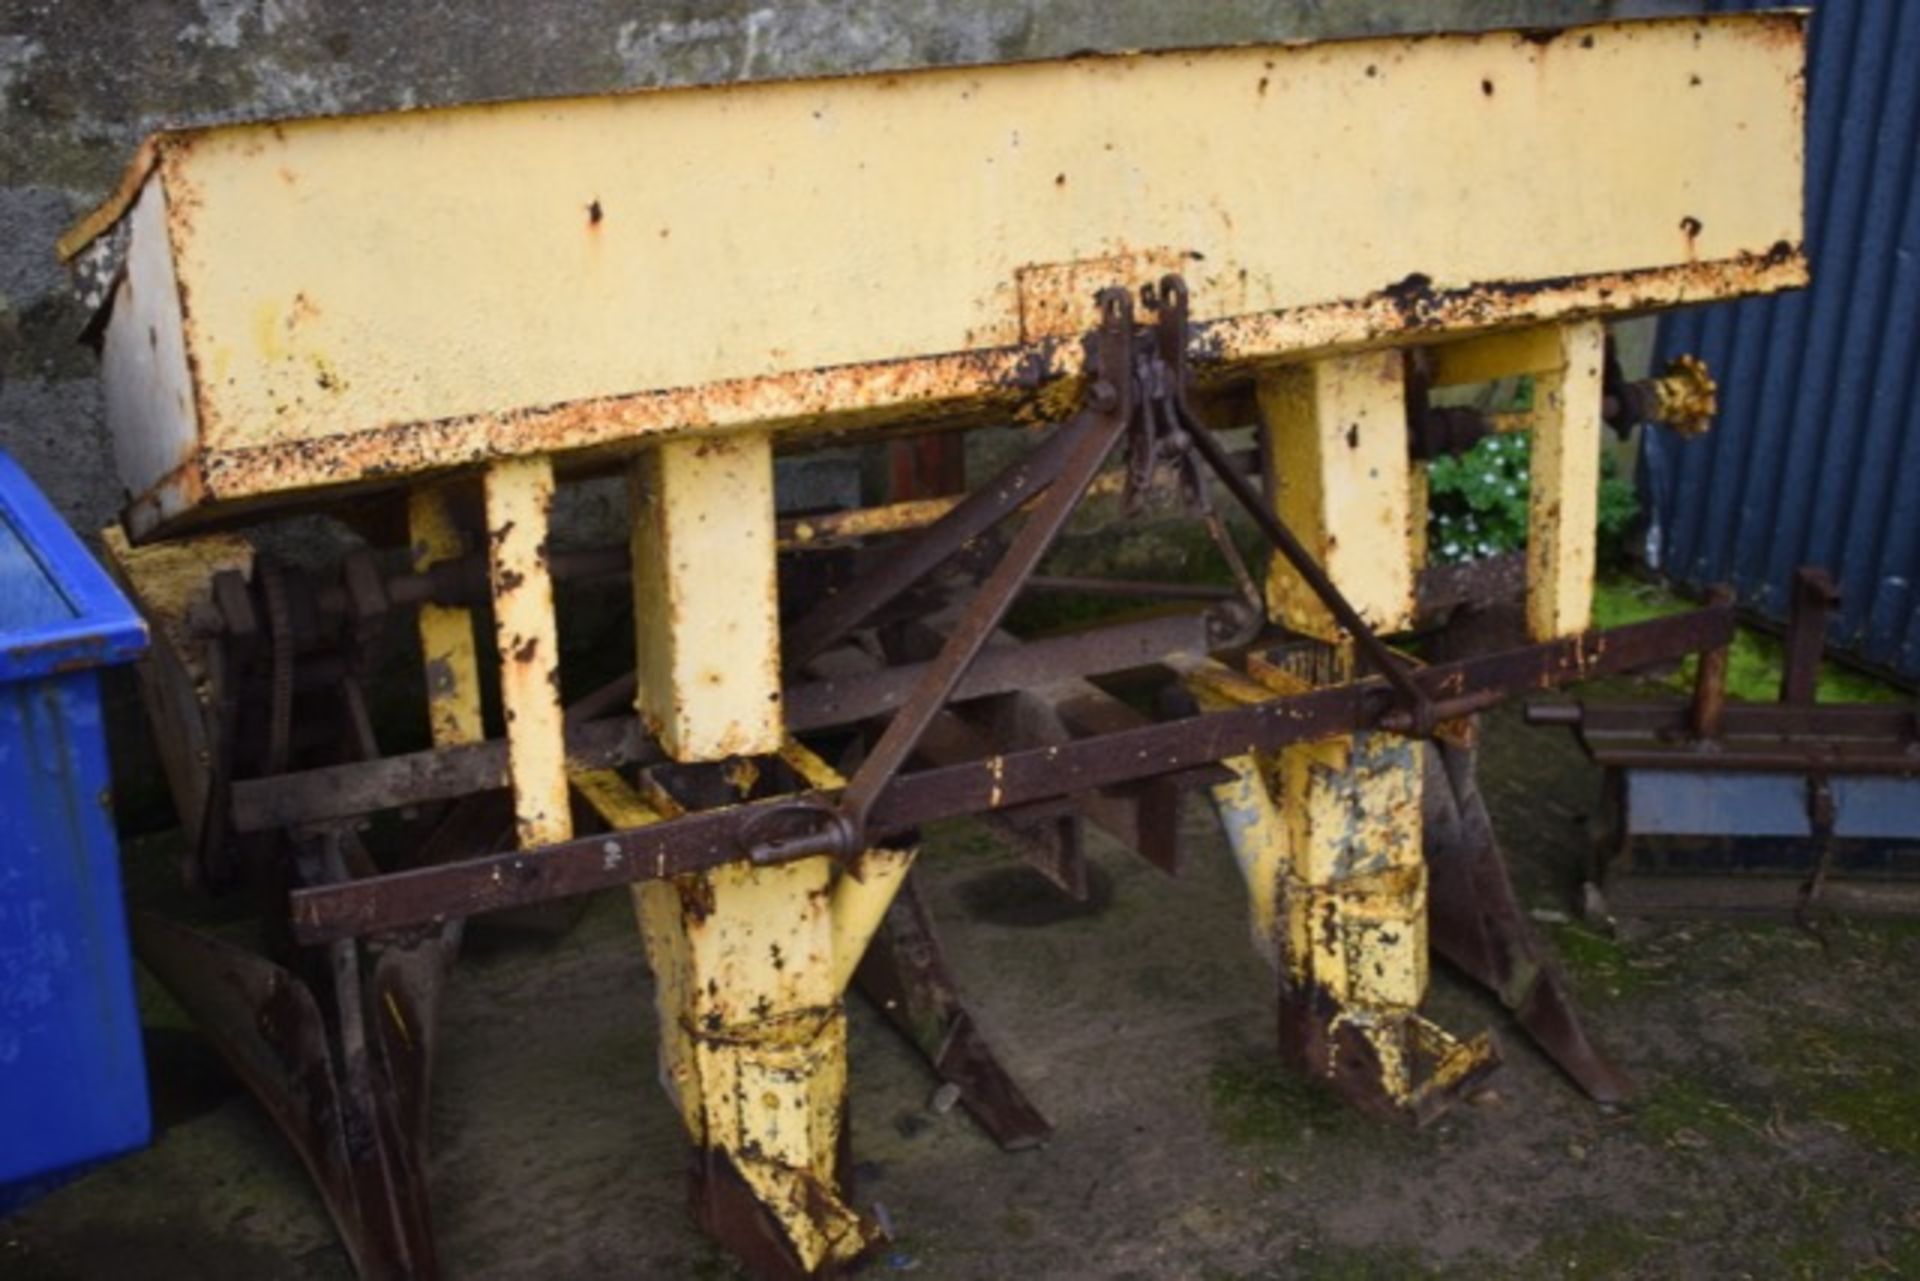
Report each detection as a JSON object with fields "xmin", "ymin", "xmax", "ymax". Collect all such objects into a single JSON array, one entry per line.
[
  {"xmin": 230, "ymin": 609, "xmax": 1221, "ymax": 833},
  {"xmin": 755, "ymin": 289, "xmax": 1140, "ymax": 864},
  {"xmin": 782, "ymin": 395, "xmax": 1100, "ymax": 667},
  {"xmin": 287, "ymin": 605, "xmax": 1734, "ymax": 943},
  {"xmin": 1178, "ymin": 397, "xmax": 1435, "ymax": 731}
]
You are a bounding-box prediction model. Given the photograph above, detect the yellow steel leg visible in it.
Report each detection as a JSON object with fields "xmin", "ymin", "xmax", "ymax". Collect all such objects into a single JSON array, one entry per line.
[
  {"xmin": 1256, "ymin": 350, "xmax": 1415, "ymax": 639},
  {"xmin": 1423, "ymin": 321, "xmax": 1606, "ymax": 639},
  {"xmin": 1179, "ymin": 656, "xmax": 1497, "ymax": 1123},
  {"xmin": 1525, "ymin": 320, "xmax": 1605, "ymax": 640},
  {"xmin": 484, "ymin": 455, "xmax": 571, "ymax": 847},
  {"xmin": 629, "ymin": 430, "xmax": 783, "ymax": 763},
  {"xmin": 574, "ymin": 746, "xmax": 913, "ymax": 1276},
  {"xmin": 408, "ymin": 482, "xmax": 484, "ymax": 748}
]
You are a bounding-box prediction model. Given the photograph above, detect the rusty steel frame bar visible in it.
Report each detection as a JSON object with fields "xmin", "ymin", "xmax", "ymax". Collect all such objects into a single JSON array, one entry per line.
[
  {"xmin": 776, "ymin": 444, "xmax": 1260, "ymax": 552},
  {"xmin": 1529, "ymin": 567, "xmax": 1919, "ymax": 778},
  {"xmin": 820, "ymin": 293, "xmax": 1141, "ymax": 856},
  {"xmin": 1526, "ymin": 702, "xmax": 1920, "ymax": 775},
  {"xmin": 1414, "ymin": 552, "xmax": 1528, "ymax": 618},
  {"xmin": 853, "ymin": 875, "xmax": 1053, "ymax": 1150},
  {"xmin": 783, "ymin": 402, "xmax": 1102, "ymax": 667},
  {"xmin": 1179, "ymin": 389, "xmax": 1434, "ymax": 726},
  {"xmin": 1780, "ymin": 566, "xmax": 1842, "ymax": 706},
  {"xmin": 287, "ymin": 605, "xmax": 1734, "ymax": 943},
  {"xmin": 230, "ymin": 609, "xmax": 1220, "ymax": 833},
  {"xmin": 1423, "ymin": 737, "xmax": 1632, "ymax": 1102},
  {"xmin": 1025, "ymin": 574, "xmax": 1239, "ymax": 603}
]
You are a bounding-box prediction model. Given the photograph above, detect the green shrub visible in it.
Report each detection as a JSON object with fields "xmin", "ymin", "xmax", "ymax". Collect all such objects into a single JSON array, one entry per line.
[{"xmin": 1427, "ymin": 432, "xmax": 1638, "ymax": 567}]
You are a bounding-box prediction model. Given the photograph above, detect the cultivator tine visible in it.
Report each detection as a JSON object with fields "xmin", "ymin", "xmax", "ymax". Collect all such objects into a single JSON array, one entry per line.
[
  {"xmin": 371, "ymin": 928, "xmax": 459, "ymax": 1182},
  {"xmin": 131, "ymin": 912, "xmax": 441, "ymax": 1279},
  {"xmin": 855, "ymin": 875, "xmax": 1052, "ymax": 1150},
  {"xmin": 1423, "ymin": 736, "xmax": 1633, "ymax": 1103}
]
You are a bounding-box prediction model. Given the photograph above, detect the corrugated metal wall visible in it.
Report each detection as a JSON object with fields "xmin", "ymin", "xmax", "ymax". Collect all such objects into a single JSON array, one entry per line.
[{"xmin": 1646, "ymin": 0, "xmax": 1920, "ymax": 680}]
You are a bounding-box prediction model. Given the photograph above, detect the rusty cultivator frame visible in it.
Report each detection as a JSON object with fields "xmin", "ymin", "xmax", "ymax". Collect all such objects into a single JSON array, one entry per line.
[{"xmin": 66, "ymin": 13, "xmax": 1810, "ymax": 1280}]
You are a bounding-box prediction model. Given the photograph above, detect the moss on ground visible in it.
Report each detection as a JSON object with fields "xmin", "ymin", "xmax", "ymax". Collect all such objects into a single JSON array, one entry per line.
[
  {"xmin": 1547, "ymin": 921, "xmax": 1662, "ymax": 1001},
  {"xmin": 1770, "ymin": 1019, "xmax": 1920, "ymax": 1160},
  {"xmin": 1284, "ymin": 1241, "xmax": 1450, "ymax": 1280},
  {"xmin": 1204, "ymin": 1054, "xmax": 1397, "ymax": 1154},
  {"xmin": 1632, "ymin": 1075, "xmax": 1762, "ymax": 1151},
  {"xmin": 1523, "ymin": 1216, "xmax": 1659, "ymax": 1277},
  {"xmin": 1590, "ymin": 578, "xmax": 1908, "ymax": 705}
]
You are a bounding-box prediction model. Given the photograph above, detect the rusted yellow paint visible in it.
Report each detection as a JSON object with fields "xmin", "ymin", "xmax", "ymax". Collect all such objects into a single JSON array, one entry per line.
[
  {"xmin": 1526, "ymin": 320, "xmax": 1606, "ymax": 640},
  {"xmin": 1425, "ymin": 325, "xmax": 1571, "ymax": 388},
  {"xmin": 407, "ymin": 483, "xmax": 484, "ymax": 748},
  {"xmin": 779, "ymin": 457, "xmax": 1138, "ymax": 551},
  {"xmin": 567, "ymin": 767, "xmax": 666, "ymax": 831},
  {"xmin": 484, "ymin": 456, "xmax": 570, "ymax": 847},
  {"xmin": 1178, "ymin": 650, "xmax": 1494, "ymax": 1116},
  {"xmin": 774, "ymin": 740, "xmax": 920, "ymax": 991},
  {"xmin": 98, "ymin": 526, "xmax": 253, "ymax": 854},
  {"xmin": 629, "ymin": 431, "xmax": 783, "ymax": 763},
  {"xmin": 1408, "ymin": 461, "xmax": 1431, "ymax": 574},
  {"xmin": 1257, "ymin": 350, "xmax": 1415, "ymax": 638},
  {"xmin": 73, "ymin": 15, "xmax": 1806, "ymax": 535},
  {"xmin": 1179, "ymin": 662, "xmax": 1291, "ymax": 967},
  {"xmin": 571, "ymin": 755, "xmax": 911, "ymax": 1271}
]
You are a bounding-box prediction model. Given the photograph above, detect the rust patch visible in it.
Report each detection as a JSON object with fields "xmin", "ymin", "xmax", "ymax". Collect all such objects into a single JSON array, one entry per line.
[
  {"xmin": 151, "ymin": 249, "xmax": 1805, "ymax": 534},
  {"xmin": 1015, "ymin": 248, "xmax": 1187, "ymax": 343},
  {"xmin": 676, "ymin": 875, "xmax": 716, "ymax": 922}
]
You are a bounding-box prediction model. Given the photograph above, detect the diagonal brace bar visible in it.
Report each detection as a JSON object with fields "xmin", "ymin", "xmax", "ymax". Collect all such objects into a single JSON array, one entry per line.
[
  {"xmin": 784, "ymin": 395, "xmax": 1102, "ymax": 668},
  {"xmin": 1178, "ymin": 399, "xmax": 1434, "ymax": 731}
]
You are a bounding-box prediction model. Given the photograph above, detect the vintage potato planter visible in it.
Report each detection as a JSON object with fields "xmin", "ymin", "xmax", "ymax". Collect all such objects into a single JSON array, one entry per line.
[{"xmin": 66, "ymin": 13, "xmax": 1805, "ymax": 1278}]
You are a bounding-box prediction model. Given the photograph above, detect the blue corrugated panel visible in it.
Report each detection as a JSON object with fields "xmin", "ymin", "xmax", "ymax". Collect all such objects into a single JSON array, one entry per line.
[
  {"xmin": 0, "ymin": 447, "xmax": 151, "ymax": 1200},
  {"xmin": 1648, "ymin": 0, "xmax": 1920, "ymax": 680}
]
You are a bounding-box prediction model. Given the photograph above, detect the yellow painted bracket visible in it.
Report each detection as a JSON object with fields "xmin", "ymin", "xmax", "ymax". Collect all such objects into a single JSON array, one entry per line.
[
  {"xmin": 570, "ymin": 751, "xmax": 913, "ymax": 1272},
  {"xmin": 1175, "ymin": 652, "xmax": 1497, "ymax": 1121}
]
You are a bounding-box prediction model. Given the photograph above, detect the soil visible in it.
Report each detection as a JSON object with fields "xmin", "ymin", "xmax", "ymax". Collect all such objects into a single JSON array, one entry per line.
[{"xmin": 6, "ymin": 699, "xmax": 1918, "ymax": 1279}]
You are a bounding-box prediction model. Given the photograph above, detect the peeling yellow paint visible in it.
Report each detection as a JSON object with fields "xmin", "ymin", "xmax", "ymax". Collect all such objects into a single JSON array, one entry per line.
[
  {"xmin": 409, "ymin": 483, "xmax": 484, "ymax": 749},
  {"xmin": 484, "ymin": 456, "xmax": 569, "ymax": 846},
  {"xmin": 571, "ymin": 756, "xmax": 912, "ymax": 1270},
  {"xmin": 630, "ymin": 431, "xmax": 782, "ymax": 763},
  {"xmin": 77, "ymin": 14, "xmax": 1805, "ymax": 535},
  {"xmin": 1257, "ymin": 350, "xmax": 1415, "ymax": 638}
]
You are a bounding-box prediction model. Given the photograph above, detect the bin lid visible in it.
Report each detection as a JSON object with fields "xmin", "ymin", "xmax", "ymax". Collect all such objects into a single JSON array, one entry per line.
[{"xmin": 0, "ymin": 450, "xmax": 147, "ymax": 681}]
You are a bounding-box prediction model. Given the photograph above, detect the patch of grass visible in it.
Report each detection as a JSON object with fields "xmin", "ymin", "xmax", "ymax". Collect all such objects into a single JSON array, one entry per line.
[
  {"xmin": 1633, "ymin": 1076, "xmax": 1760, "ymax": 1150},
  {"xmin": 1548, "ymin": 921, "xmax": 1658, "ymax": 1000},
  {"xmin": 1804, "ymin": 1063, "xmax": 1920, "ymax": 1161},
  {"xmin": 1524, "ymin": 1216, "xmax": 1658, "ymax": 1277},
  {"xmin": 1286, "ymin": 1240, "xmax": 1448, "ymax": 1280},
  {"xmin": 1590, "ymin": 577, "xmax": 1693, "ymax": 630},
  {"xmin": 1205, "ymin": 1055, "xmax": 1361, "ymax": 1150},
  {"xmin": 1886, "ymin": 1229, "xmax": 1920, "ymax": 1276},
  {"xmin": 1589, "ymin": 578, "xmax": 1908, "ymax": 705},
  {"xmin": 1769, "ymin": 1019, "xmax": 1920, "ymax": 1159},
  {"xmin": 1777, "ymin": 1232, "xmax": 1846, "ymax": 1280}
]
